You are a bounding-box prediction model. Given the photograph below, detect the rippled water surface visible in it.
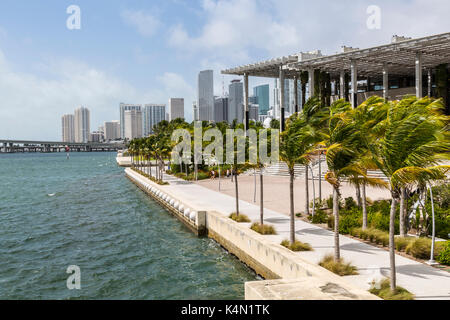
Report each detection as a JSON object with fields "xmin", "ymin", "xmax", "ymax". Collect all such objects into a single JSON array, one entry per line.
[{"xmin": 0, "ymin": 152, "xmax": 257, "ymax": 299}]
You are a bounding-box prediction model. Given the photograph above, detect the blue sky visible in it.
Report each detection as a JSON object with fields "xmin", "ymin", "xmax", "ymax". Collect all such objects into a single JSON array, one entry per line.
[{"xmin": 0, "ymin": 0, "xmax": 449, "ymax": 140}]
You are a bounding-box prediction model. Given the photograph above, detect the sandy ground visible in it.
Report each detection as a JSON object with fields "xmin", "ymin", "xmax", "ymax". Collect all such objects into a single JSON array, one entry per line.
[{"xmin": 196, "ymin": 174, "xmax": 391, "ymax": 215}]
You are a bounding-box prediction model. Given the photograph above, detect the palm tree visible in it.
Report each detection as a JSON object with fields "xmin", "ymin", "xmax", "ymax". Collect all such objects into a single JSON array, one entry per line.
[
  {"xmin": 323, "ymin": 99, "xmax": 386, "ymax": 261},
  {"xmin": 350, "ymin": 96, "xmax": 389, "ymax": 229},
  {"xmin": 371, "ymin": 96, "xmax": 450, "ymax": 290},
  {"xmin": 301, "ymin": 98, "xmax": 330, "ymax": 215},
  {"xmin": 280, "ymin": 113, "xmax": 318, "ymax": 244}
]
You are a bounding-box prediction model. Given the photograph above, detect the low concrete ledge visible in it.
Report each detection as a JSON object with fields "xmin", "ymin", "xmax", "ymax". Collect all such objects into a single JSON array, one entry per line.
[
  {"xmin": 206, "ymin": 211, "xmax": 379, "ymax": 300},
  {"xmin": 125, "ymin": 168, "xmax": 206, "ymax": 236},
  {"xmin": 245, "ymin": 279, "xmax": 380, "ymax": 300},
  {"xmin": 116, "ymin": 156, "xmax": 132, "ymax": 167}
]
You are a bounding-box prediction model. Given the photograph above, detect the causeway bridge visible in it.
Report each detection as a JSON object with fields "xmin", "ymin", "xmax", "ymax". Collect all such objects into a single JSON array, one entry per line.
[{"xmin": 0, "ymin": 139, "xmax": 126, "ymax": 153}]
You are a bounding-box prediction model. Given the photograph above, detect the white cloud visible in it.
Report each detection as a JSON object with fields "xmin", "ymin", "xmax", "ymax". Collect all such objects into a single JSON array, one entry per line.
[
  {"xmin": 168, "ymin": 0, "xmax": 450, "ymax": 60},
  {"xmin": 0, "ymin": 51, "xmax": 141, "ymax": 140},
  {"xmin": 168, "ymin": 0, "xmax": 302, "ymax": 60},
  {"xmin": 121, "ymin": 9, "xmax": 160, "ymax": 37}
]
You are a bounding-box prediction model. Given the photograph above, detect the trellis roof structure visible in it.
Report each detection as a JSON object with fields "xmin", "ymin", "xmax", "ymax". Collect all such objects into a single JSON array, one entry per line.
[
  {"xmin": 221, "ymin": 54, "xmax": 301, "ymax": 79},
  {"xmin": 222, "ymin": 32, "xmax": 450, "ymax": 78}
]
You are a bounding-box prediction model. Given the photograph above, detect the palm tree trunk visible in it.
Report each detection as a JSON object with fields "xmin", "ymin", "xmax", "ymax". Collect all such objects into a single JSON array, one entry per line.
[
  {"xmin": 362, "ymin": 183, "xmax": 368, "ymax": 229},
  {"xmin": 253, "ymin": 168, "xmax": 257, "ymax": 203},
  {"xmin": 389, "ymin": 195, "xmax": 398, "ymax": 291},
  {"xmin": 399, "ymin": 188, "xmax": 407, "ymax": 237},
  {"xmin": 356, "ymin": 184, "xmax": 362, "ymax": 207},
  {"xmin": 318, "ymin": 154, "xmax": 322, "ymax": 201},
  {"xmin": 305, "ymin": 165, "xmax": 309, "ymax": 215},
  {"xmin": 234, "ymin": 167, "xmax": 239, "ymax": 215},
  {"xmin": 333, "ymin": 186, "xmax": 340, "ymax": 261},
  {"xmin": 260, "ymin": 169, "xmax": 264, "ymax": 226},
  {"xmin": 290, "ymin": 170, "xmax": 295, "ymax": 244}
]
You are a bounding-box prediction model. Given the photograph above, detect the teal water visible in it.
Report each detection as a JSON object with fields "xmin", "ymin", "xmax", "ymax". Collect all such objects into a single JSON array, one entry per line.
[{"xmin": 0, "ymin": 152, "xmax": 257, "ymax": 299}]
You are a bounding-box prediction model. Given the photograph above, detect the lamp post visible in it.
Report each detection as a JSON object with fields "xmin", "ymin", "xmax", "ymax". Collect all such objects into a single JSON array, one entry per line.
[
  {"xmin": 308, "ymin": 165, "xmax": 316, "ymax": 217},
  {"xmin": 427, "ymin": 183, "xmax": 438, "ymax": 265}
]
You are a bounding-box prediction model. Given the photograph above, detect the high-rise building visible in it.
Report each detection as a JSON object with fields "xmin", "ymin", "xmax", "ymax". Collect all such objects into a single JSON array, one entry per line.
[
  {"xmin": 253, "ymin": 84, "xmax": 270, "ymax": 115},
  {"xmin": 124, "ymin": 109, "xmax": 143, "ymax": 140},
  {"xmin": 74, "ymin": 106, "xmax": 90, "ymax": 143},
  {"xmin": 120, "ymin": 103, "xmax": 142, "ymax": 139},
  {"xmin": 168, "ymin": 98, "xmax": 184, "ymax": 121},
  {"xmin": 198, "ymin": 70, "xmax": 214, "ymax": 121},
  {"xmin": 143, "ymin": 104, "xmax": 166, "ymax": 135},
  {"xmin": 61, "ymin": 114, "xmax": 75, "ymax": 143},
  {"xmin": 228, "ymin": 80, "xmax": 243, "ymax": 124},
  {"xmin": 214, "ymin": 97, "xmax": 229, "ymax": 123},
  {"xmin": 89, "ymin": 131, "xmax": 104, "ymax": 142},
  {"xmin": 104, "ymin": 121, "xmax": 120, "ymax": 141},
  {"xmin": 193, "ymin": 101, "xmax": 199, "ymax": 121},
  {"xmin": 273, "ymin": 79, "xmax": 279, "ymax": 119},
  {"xmin": 249, "ymin": 104, "xmax": 259, "ymax": 122},
  {"xmin": 284, "ymin": 79, "xmax": 291, "ymax": 114}
]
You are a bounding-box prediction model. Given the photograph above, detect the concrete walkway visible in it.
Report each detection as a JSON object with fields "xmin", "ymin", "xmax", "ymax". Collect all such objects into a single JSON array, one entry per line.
[{"xmin": 134, "ymin": 169, "xmax": 450, "ymax": 300}]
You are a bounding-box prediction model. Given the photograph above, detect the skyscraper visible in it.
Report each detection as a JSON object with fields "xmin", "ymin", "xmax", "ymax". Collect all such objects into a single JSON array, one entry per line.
[
  {"xmin": 104, "ymin": 121, "xmax": 120, "ymax": 141},
  {"xmin": 214, "ymin": 97, "xmax": 229, "ymax": 123},
  {"xmin": 124, "ymin": 109, "xmax": 143, "ymax": 140},
  {"xmin": 198, "ymin": 70, "xmax": 214, "ymax": 121},
  {"xmin": 74, "ymin": 106, "xmax": 90, "ymax": 143},
  {"xmin": 284, "ymin": 79, "xmax": 291, "ymax": 114},
  {"xmin": 143, "ymin": 104, "xmax": 166, "ymax": 135},
  {"xmin": 61, "ymin": 114, "xmax": 75, "ymax": 143},
  {"xmin": 168, "ymin": 98, "xmax": 184, "ymax": 121},
  {"xmin": 253, "ymin": 84, "xmax": 270, "ymax": 115},
  {"xmin": 193, "ymin": 101, "xmax": 199, "ymax": 121},
  {"xmin": 228, "ymin": 79, "xmax": 243, "ymax": 124},
  {"xmin": 249, "ymin": 104, "xmax": 259, "ymax": 122},
  {"xmin": 120, "ymin": 103, "xmax": 142, "ymax": 139},
  {"xmin": 273, "ymin": 79, "xmax": 279, "ymax": 119}
]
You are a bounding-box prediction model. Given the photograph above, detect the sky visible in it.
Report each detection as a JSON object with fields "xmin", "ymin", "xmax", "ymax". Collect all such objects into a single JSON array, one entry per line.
[{"xmin": 0, "ymin": 0, "xmax": 449, "ymax": 140}]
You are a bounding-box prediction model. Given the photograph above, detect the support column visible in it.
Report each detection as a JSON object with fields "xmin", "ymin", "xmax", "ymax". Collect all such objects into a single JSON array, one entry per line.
[
  {"xmin": 244, "ymin": 73, "xmax": 249, "ymax": 132},
  {"xmin": 279, "ymin": 67, "xmax": 285, "ymax": 132},
  {"xmin": 427, "ymin": 68, "xmax": 432, "ymax": 97},
  {"xmin": 294, "ymin": 76, "xmax": 299, "ymax": 113},
  {"xmin": 383, "ymin": 63, "xmax": 389, "ymax": 100},
  {"xmin": 339, "ymin": 70, "xmax": 345, "ymax": 99},
  {"xmin": 308, "ymin": 68, "xmax": 315, "ymax": 98},
  {"xmin": 350, "ymin": 60, "xmax": 358, "ymax": 108},
  {"xmin": 415, "ymin": 52, "xmax": 423, "ymax": 98}
]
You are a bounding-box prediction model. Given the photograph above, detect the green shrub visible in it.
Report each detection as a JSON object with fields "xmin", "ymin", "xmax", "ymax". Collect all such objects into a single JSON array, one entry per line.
[
  {"xmin": 395, "ymin": 237, "xmax": 412, "ymax": 252},
  {"xmin": 369, "ymin": 211, "xmax": 389, "ymax": 232},
  {"xmin": 360, "ymin": 228, "xmax": 369, "ymax": 240},
  {"xmin": 281, "ymin": 240, "xmax": 312, "ymax": 252},
  {"xmin": 318, "ymin": 255, "xmax": 358, "ymax": 276},
  {"xmin": 350, "ymin": 227, "xmax": 363, "ymax": 238},
  {"xmin": 328, "ymin": 212, "xmax": 361, "ymax": 234},
  {"xmin": 437, "ymin": 241, "xmax": 450, "ymax": 265},
  {"xmin": 326, "ymin": 195, "xmax": 334, "ymax": 209},
  {"xmin": 369, "ymin": 200, "xmax": 392, "ymax": 215},
  {"xmin": 369, "ymin": 279, "xmax": 414, "ymax": 300},
  {"xmin": 307, "ymin": 210, "xmax": 328, "ymax": 224},
  {"xmin": 405, "ymin": 238, "xmax": 445, "ymax": 259},
  {"xmin": 250, "ymin": 223, "xmax": 277, "ymax": 235},
  {"xmin": 344, "ymin": 197, "xmax": 357, "ymax": 210},
  {"xmin": 229, "ymin": 213, "xmax": 251, "ymax": 223}
]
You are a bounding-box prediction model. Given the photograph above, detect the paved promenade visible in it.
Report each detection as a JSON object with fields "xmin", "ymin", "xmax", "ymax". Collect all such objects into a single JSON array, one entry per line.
[{"xmin": 135, "ymin": 169, "xmax": 450, "ymax": 300}]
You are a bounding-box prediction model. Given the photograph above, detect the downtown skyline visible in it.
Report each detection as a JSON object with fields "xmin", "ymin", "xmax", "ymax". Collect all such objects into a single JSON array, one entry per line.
[{"xmin": 1, "ymin": 0, "xmax": 450, "ymax": 140}]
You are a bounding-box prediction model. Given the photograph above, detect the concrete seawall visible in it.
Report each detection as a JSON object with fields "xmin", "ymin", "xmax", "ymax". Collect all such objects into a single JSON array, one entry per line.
[{"xmin": 124, "ymin": 168, "xmax": 379, "ymax": 300}]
